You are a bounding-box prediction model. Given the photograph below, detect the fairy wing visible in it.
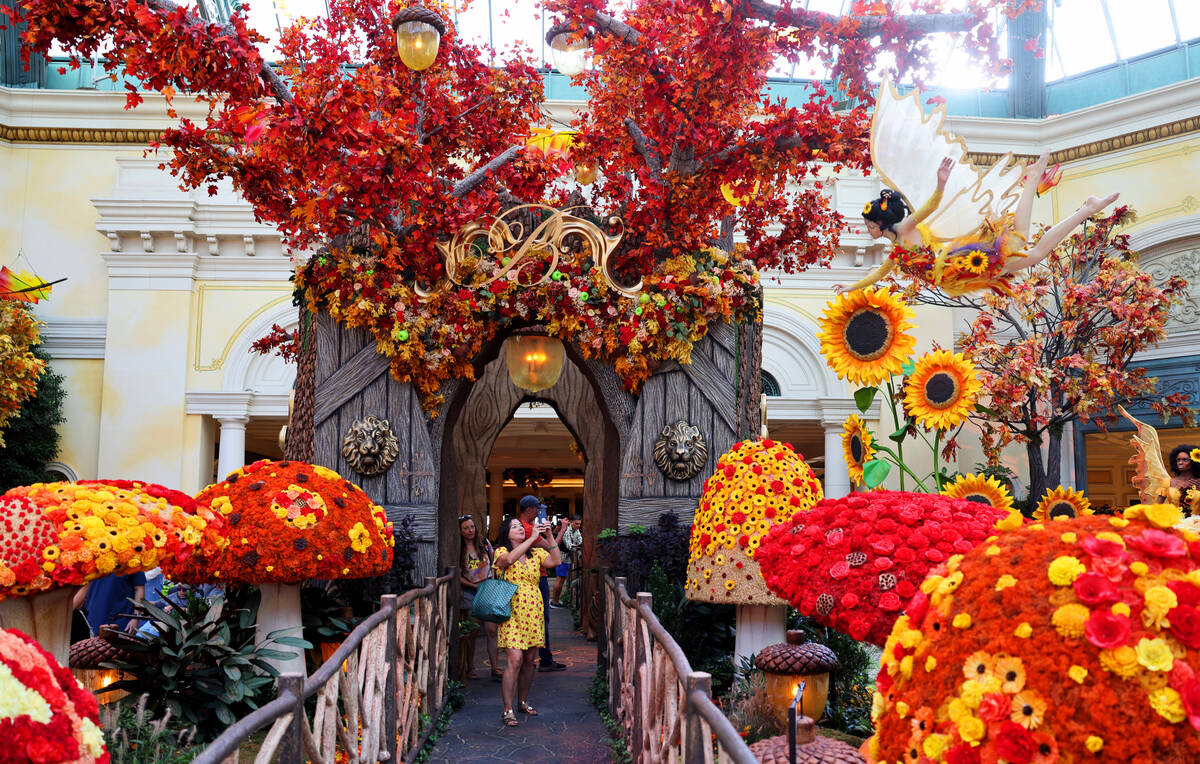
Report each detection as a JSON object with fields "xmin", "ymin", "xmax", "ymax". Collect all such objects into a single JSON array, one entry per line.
[
  {"xmin": 1117, "ymin": 405, "xmax": 1172, "ymax": 504},
  {"xmin": 869, "ymin": 78, "xmax": 1025, "ymax": 241}
]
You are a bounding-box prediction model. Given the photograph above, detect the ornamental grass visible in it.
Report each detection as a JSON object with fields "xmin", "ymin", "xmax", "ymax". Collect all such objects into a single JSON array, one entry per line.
[
  {"xmin": 868, "ymin": 504, "xmax": 1200, "ymax": 764},
  {"xmin": 756, "ymin": 492, "xmax": 1014, "ymax": 646}
]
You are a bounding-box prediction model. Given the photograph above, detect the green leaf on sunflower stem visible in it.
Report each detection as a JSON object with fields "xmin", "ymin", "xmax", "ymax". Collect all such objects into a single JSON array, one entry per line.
[
  {"xmin": 889, "ymin": 425, "xmax": 908, "ymax": 443},
  {"xmin": 854, "ymin": 386, "xmax": 878, "ymax": 414},
  {"xmin": 901, "ymin": 358, "xmax": 916, "ymax": 376},
  {"xmin": 974, "ymin": 403, "xmax": 997, "ymax": 416},
  {"xmin": 862, "ymin": 459, "xmax": 892, "ymax": 489}
]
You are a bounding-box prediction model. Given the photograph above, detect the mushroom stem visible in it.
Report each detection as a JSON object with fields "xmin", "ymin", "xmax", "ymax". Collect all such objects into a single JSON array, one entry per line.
[
  {"xmin": 257, "ymin": 582, "xmax": 306, "ymax": 676},
  {"xmin": 734, "ymin": 603, "xmax": 786, "ymax": 674},
  {"xmin": 0, "ymin": 586, "xmax": 79, "ymax": 665}
]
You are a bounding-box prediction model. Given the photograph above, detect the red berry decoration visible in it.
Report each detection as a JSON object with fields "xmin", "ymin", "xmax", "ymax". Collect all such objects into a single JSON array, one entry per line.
[{"xmin": 756, "ymin": 491, "xmax": 1013, "ymax": 645}]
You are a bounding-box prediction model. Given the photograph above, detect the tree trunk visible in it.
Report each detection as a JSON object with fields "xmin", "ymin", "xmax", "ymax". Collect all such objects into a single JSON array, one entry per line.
[
  {"xmin": 1045, "ymin": 425, "xmax": 1064, "ymax": 497},
  {"xmin": 1026, "ymin": 437, "xmax": 1047, "ymax": 512}
]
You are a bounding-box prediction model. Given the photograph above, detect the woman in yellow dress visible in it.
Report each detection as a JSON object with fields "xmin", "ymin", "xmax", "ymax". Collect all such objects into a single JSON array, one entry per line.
[
  {"xmin": 839, "ymin": 153, "xmax": 1119, "ymax": 296},
  {"xmin": 493, "ymin": 515, "xmax": 563, "ymax": 727}
]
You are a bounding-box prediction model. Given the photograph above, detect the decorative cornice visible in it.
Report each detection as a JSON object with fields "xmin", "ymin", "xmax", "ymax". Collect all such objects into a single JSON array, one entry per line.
[
  {"xmin": 0, "ymin": 123, "xmax": 161, "ymax": 145},
  {"xmin": 968, "ymin": 113, "xmax": 1200, "ymax": 167},
  {"xmin": 38, "ymin": 319, "xmax": 107, "ymax": 359},
  {"xmin": 185, "ymin": 391, "xmax": 289, "ymax": 417}
]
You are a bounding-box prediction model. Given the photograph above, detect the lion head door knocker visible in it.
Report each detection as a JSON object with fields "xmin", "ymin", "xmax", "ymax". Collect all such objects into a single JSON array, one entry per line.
[
  {"xmin": 341, "ymin": 415, "xmax": 400, "ymax": 477},
  {"xmin": 653, "ymin": 420, "xmax": 708, "ymax": 481}
]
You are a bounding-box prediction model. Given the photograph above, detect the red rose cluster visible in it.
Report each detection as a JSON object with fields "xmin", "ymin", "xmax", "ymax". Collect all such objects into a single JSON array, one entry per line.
[{"xmin": 756, "ymin": 491, "xmax": 1009, "ymax": 645}]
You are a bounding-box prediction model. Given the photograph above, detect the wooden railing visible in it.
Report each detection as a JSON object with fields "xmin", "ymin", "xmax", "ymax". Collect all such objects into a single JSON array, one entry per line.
[
  {"xmin": 193, "ymin": 569, "xmax": 458, "ymax": 764},
  {"xmin": 599, "ymin": 575, "xmax": 757, "ymax": 764}
]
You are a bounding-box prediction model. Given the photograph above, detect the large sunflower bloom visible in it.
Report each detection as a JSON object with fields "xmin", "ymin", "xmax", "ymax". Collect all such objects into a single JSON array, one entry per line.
[
  {"xmin": 842, "ymin": 414, "xmax": 876, "ymax": 486},
  {"xmin": 942, "ymin": 473, "xmax": 1014, "ymax": 513},
  {"xmin": 903, "ymin": 350, "xmax": 982, "ymax": 430},
  {"xmin": 818, "ymin": 288, "xmax": 916, "ymax": 386},
  {"xmin": 1033, "ymin": 486, "xmax": 1092, "ymax": 522}
]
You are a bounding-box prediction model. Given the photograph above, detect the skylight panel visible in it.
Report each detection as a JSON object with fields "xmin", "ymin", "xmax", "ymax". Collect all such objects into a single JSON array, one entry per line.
[
  {"xmin": 1046, "ymin": 0, "xmax": 1119, "ymax": 80},
  {"xmin": 1108, "ymin": 0, "xmax": 1177, "ymax": 58}
]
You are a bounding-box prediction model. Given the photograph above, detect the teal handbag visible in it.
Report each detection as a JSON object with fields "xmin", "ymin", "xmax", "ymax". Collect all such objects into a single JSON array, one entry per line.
[{"xmin": 470, "ymin": 572, "xmax": 518, "ymax": 623}]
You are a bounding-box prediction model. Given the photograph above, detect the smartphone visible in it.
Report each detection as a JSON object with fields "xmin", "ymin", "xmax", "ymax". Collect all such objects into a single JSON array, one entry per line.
[{"xmin": 537, "ymin": 507, "xmax": 548, "ymax": 524}]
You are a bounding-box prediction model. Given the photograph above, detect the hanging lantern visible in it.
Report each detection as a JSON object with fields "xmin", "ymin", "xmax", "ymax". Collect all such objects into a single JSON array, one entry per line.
[
  {"xmin": 505, "ymin": 335, "xmax": 565, "ymax": 392},
  {"xmin": 392, "ymin": 6, "xmax": 446, "ymax": 72},
  {"xmin": 720, "ymin": 180, "xmax": 760, "ymax": 207},
  {"xmin": 546, "ymin": 23, "xmax": 590, "ymax": 77},
  {"xmin": 573, "ymin": 160, "xmax": 598, "ymax": 185}
]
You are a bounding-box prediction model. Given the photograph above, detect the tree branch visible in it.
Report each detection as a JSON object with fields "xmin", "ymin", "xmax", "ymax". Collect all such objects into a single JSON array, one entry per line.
[
  {"xmin": 741, "ymin": 1, "xmax": 977, "ymax": 37},
  {"xmin": 145, "ymin": 0, "xmax": 293, "ymax": 105},
  {"xmin": 624, "ymin": 119, "xmax": 663, "ymax": 181},
  {"xmin": 451, "ymin": 146, "xmax": 521, "ymax": 198}
]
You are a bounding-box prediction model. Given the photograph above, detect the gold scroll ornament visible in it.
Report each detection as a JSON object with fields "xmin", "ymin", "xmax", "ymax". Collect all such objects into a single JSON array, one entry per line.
[{"xmin": 415, "ymin": 204, "xmax": 640, "ymax": 300}]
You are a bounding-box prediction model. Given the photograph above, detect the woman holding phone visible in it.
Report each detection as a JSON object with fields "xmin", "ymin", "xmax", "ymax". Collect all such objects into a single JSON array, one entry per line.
[{"xmin": 492, "ymin": 514, "xmax": 566, "ymax": 727}]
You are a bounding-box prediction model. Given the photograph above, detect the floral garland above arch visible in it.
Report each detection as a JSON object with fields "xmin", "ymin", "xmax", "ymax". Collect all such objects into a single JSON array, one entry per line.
[{"xmin": 298, "ymin": 205, "xmax": 761, "ymax": 410}]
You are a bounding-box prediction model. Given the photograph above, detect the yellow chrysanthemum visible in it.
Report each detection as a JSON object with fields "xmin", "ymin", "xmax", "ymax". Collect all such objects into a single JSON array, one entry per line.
[
  {"xmin": 1033, "ymin": 486, "xmax": 1092, "ymax": 522},
  {"xmin": 903, "ymin": 350, "xmax": 982, "ymax": 430},
  {"xmin": 818, "ymin": 287, "xmax": 917, "ymax": 385},
  {"xmin": 842, "ymin": 414, "xmax": 876, "ymax": 486},
  {"xmin": 941, "ymin": 473, "xmax": 1014, "ymax": 513}
]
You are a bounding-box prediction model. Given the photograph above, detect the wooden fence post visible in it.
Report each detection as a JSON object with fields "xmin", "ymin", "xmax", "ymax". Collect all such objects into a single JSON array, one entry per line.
[
  {"xmin": 277, "ymin": 673, "xmax": 305, "ymax": 764},
  {"xmin": 424, "ymin": 576, "xmax": 438, "ymax": 718},
  {"xmin": 610, "ymin": 577, "xmax": 626, "ymax": 713},
  {"xmin": 684, "ymin": 672, "xmax": 712, "ymax": 764},
  {"xmin": 381, "ymin": 594, "xmax": 399, "ymax": 764},
  {"xmin": 448, "ymin": 565, "xmax": 462, "ymax": 682},
  {"xmin": 631, "ymin": 592, "xmax": 653, "ymax": 763}
]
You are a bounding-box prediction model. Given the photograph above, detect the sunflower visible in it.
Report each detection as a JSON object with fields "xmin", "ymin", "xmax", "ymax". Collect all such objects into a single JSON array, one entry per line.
[
  {"xmin": 842, "ymin": 414, "xmax": 876, "ymax": 486},
  {"xmin": 1191, "ymin": 447, "xmax": 1200, "ymax": 463},
  {"xmin": 818, "ymin": 288, "xmax": 916, "ymax": 386},
  {"xmin": 941, "ymin": 473, "xmax": 1014, "ymax": 513},
  {"xmin": 903, "ymin": 350, "xmax": 982, "ymax": 430},
  {"xmin": 1033, "ymin": 486, "xmax": 1092, "ymax": 522},
  {"xmin": 950, "ymin": 251, "xmax": 990, "ymax": 275}
]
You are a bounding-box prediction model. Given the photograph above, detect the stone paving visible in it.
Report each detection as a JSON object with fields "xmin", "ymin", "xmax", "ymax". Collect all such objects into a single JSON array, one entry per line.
[{"xmin": 426, "ymin": 606, "xmax": 613, "ymax": 763}]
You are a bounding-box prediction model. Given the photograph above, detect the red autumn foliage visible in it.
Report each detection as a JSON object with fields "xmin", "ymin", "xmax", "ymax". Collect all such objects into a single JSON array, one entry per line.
[{"xmin": 755, "ymin": 491, "xmax": 1008, "ymax": 645}]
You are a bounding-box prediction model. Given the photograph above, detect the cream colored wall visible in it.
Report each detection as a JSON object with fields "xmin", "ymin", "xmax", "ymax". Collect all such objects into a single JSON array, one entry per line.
[
  {"xmin": 1, "ymin": 141, "xmax": 132, "ymax": 480},
  {"xmin": 187, "ymin": 284, "xmax": 295, "ymax": 391}
]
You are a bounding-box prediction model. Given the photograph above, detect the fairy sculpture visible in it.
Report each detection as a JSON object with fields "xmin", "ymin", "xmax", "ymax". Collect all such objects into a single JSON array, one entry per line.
[
  {"xmin": 1119, "ymin": 405, "xmax": 1200, "ymax": 515},
  {"xmin": 837, "ymin": 79, "xmax": 1118, "ymax": 296}
]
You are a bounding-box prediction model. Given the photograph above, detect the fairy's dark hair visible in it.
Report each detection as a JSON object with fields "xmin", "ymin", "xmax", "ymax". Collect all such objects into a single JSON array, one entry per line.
[
  {"xmin": 862, "ymin": 189, "xmax": 910, "ymax": 233},
  {"xmin": 1169, "ymin": 445, "xmax": 1200, "ymax": 478}
]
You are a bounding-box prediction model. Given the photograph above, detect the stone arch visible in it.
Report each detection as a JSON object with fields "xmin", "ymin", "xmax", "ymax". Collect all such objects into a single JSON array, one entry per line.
[
  {"xmin": 221, "ymin": 300, "xmax": 299, "ymax": 400},
  {"xmin": 761, "ymin": 303, "xmax": 840, "ymax": 401}
]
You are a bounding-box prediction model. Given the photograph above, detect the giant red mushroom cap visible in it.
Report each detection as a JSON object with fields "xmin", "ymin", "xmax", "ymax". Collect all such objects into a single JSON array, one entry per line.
[
  {"xmin": 686, "ymin": 439, "xmax": 823, "ymax": 604},
  {"xmin": 755, "ymin": 491, "xmax": 1015, "ymax": 645},
  {"xmin": 0, "ymin": 480, "xmax": 220, "ymax": 597},
  {"xmin": 0, "ymin": 627, "xmax": 109, "ymax": 763},
  {"xmin": 165, "ymin": 459, "xmax": 394, "ymax": 584}
]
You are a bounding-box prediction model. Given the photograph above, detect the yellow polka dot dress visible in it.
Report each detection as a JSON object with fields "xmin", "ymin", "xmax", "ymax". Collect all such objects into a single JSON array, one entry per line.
[{"xmin": 495, "ymin": 547, "xmax": 548, "ymax": 649}]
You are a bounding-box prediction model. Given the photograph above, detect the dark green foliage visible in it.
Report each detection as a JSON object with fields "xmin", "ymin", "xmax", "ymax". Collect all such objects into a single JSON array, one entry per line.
[
  {"xmin": 601, "ymin": 513, "xmax": 737, "ymax": 695},
  {"xmin": 413, "ymin": 680, "xmax": 465, "ymax": 764},
  {"xmin": 346, "ymin": 513, "xmax": 421, "ymax": 614},
  {"xmin": 0, "ymin": 344, "xmax": 65, "ymax": 491},
  {"xmin": 104, "ymin": 585, "xmax": 308, "ymax": 743},
  {"xmin": 789, "ymin": 614, "xmax": 876, "ymax": 738}
]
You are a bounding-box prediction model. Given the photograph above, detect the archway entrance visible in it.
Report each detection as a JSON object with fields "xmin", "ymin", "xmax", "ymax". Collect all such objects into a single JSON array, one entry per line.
[
  {"xmin": 437, "ymin": 336, "xmax": 621, "ymax": 637},
  {"xmin": 483, "ymin": 406, "xmax": 585, "ymax": 536}
]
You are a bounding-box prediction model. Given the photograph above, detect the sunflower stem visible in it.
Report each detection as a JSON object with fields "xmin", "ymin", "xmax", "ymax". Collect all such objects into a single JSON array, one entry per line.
[
  {"xmin": 886, "ymin": 378, "xmax": 906, "ymax": 490},
  {"xmin": 871, "ymin": 445, "xmax": 931, "ymax": 492},
  {"xmin": 933, "ymin": 430, "xmax": 942, "ymax": 492}
]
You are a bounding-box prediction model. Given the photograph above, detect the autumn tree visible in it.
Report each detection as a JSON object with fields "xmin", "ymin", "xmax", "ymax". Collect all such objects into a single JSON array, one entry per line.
[
  {"xmin": 9, "ymin": 0, "xmax": 1033, "ymax": 410},
  {"xmin": 915, "ymin": 208, "xmax": 1194, "ymax": 504}
]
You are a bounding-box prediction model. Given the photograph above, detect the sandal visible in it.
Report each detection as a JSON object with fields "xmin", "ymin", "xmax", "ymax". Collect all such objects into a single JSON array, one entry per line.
[
  {"xmin": 518, "ymin": 701, "xmax": 538, "ymax": 716},
  {"xmin": 491, "ymin": 670, "xmax": 503, "ymax": 682},
  {"xmin": 502, "ymin": 710, "xmax": 519, "ymax": 727}
]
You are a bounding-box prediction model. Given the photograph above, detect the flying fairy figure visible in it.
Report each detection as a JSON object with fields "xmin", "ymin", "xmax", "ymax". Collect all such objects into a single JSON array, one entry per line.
[{"xmin": 836, "ymin": 79, "xmax": 1118, "ymax": 297}]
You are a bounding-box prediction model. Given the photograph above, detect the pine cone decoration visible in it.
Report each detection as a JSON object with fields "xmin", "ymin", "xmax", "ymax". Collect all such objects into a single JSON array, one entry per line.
[
  {"xmin": 755, "ymin": 631, "xmax": 839, "ymax": 675},
  {"xmin": 69, "ymin": 636, "xmax": 133, "ymax": 669}
]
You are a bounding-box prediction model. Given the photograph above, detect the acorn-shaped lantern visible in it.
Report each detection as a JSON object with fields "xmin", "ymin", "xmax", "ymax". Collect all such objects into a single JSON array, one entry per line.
[{"xmin": 755, "ymin": 630, "xmax": 839, "ymax": 729}]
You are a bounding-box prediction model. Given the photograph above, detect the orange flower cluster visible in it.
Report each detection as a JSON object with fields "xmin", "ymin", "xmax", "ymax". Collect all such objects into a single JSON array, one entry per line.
[
  {"xmin": 686, "ymin": 439, "xmax": 822, "ymax": 603},
  {"xmin": 0, "ymin": 481, "xmax": 217, "ymax": 598},
  {"xmin": 0, "ymin": 302, "xmax": 46, "ymax": 447},
  {"xmin": 165, "ymin": 460, "xmax": 394, "ymax": 585},
  {"xmin": 869, "ymin": 506, "xmax": 1200, "ymax": 763}
]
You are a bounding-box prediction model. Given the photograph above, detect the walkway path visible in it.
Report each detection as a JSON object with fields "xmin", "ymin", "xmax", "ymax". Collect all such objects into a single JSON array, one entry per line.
[{"xmin": 426, "ymin": 606, "xmax": 612, "ymax": 763}]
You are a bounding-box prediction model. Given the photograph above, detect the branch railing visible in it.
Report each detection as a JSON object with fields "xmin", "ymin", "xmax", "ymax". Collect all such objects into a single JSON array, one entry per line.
[
  {"xmin": 599, "ymin": 574, "xmax": 757, "ymax": 764},
  {"xmin": 193, "ymin": 569, "xmax": 459, "ymax": 764}
]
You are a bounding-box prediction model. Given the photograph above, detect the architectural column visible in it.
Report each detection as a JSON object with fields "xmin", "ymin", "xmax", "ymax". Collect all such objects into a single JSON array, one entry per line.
[
  {"xmin": 820, "ymin": 400, "xmax": 860, "ymax": 500},
  {"xmin": 216, "ymin": 416, "xmax": 249, "ymax": 480},
  {"xmin": 487, "ymin": 469, "xmax": 504, "ymax": 541}
]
